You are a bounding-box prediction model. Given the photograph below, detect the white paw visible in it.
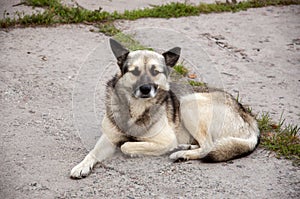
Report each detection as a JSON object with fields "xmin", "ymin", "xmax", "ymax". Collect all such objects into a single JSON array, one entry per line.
[
  {"xmin": 174, "ymin": 144, "xmax": 192, "ymax": 150},
  {"xmin": 169, "ymin": 151, "xmax": 189, "ymax": 161},
  {"xmin": 172, "ymin": 144, "xmax": 199, "ymax": 151},
  {"xmin": 70, "ymin": 154, "xmax": 97, "ymax": 179},
  {"xmin": 168, "ymin": 144, "xmax": 199, "ymax": 156}
]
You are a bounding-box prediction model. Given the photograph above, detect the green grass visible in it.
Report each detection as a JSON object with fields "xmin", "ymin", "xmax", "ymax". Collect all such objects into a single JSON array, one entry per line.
[
  {"xmin": 23, "ymin": 0, "xmax": 60, "ymax": 7},
  {"xmin": 1, "ymin": 0, "xmax": 300, "ymax": 28},
  {"xmin": 97, "ymin": 22, "xmax": 120, "ymax": 36},
  {"xmin": 188, "ymin": 80, "xmax": 207, "ymax": 87},
  {"xmin": 173, "ymin": 64, "xmax": 189, "ymax": 76},
  {"xmin": 113, "ymin": 33, "xmax": 153, "ymax": 51},
  {"xmin": 257, "ymin": 112, "xmax": 300, "ymax": 165},
  {"xmin": 1, "ymin": 0, "xmax": 113, "ymax": 28}
]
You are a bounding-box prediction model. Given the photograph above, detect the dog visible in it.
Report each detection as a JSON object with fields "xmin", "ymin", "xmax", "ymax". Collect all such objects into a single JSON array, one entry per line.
[{"xmin": 70, "ymin": 39, "xmax": 260, "ymax": 178}]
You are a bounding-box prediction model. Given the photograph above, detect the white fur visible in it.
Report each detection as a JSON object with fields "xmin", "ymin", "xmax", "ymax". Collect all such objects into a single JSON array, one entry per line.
[{"xmin": 70, "ymin": 134, "xmax": 116, "ymax": 178}]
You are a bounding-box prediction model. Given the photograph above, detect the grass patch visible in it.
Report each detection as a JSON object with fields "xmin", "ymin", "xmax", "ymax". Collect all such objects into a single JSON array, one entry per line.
[
  {"xmin": 1, "ymin": 0, "xmax": 300, "ymax": 28},
  {"xmin": 188, "ymin": 80, "xmax": 207, "ymax": 87},
  {"xmin": 1, "ymin": 0, "xmax": 113, "ymax": 28},
  {"xmin": 97, "ymin": 22, "xmax": 120, "ymax": 36},
  {"xmin": 257, "ymin": 112, "xmax": 300, "ymax": 165},
  {"xmin": 113, "ymin": 33, "xmax": 153, "ymax": 51},
  {"xmin": 173, "ymin": 64, "xmax": 189, "ymax": 76},
  {"xmin": 23, "ymin": 0, "xmax": 60, "ymax": 7}
]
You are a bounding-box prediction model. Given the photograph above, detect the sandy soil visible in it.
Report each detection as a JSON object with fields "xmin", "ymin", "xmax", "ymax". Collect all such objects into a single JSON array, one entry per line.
[
  {"xmin": 0, "ymin": 0, "xmax": 44, "ymax": 20},
  {"xmin": 0, "ymin": 2, "xmax": 299, "ymax": 199},
  {"xmin": 68, "ymin": 0, "xmax": 229, "ymax": 13}
]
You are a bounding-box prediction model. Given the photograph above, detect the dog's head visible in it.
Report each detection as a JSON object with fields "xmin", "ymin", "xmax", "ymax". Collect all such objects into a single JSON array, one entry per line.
[{"xmin": 110, "ymin": 39, "xmax": 180, "ymax": 99}]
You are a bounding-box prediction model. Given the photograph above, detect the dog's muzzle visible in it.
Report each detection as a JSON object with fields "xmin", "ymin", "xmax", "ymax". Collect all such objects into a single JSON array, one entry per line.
[{"xmin": 134, "ymin": 84, "xmax": 158, "ymax": 98}]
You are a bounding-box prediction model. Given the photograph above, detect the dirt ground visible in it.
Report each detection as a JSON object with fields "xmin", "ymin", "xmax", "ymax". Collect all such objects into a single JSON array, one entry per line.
[{"xmin": 0, "ymin": 1, "xmax": 300, "ymax": 199}]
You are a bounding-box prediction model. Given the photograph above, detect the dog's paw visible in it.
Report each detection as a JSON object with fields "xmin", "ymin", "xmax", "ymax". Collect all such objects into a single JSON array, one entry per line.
[
  {"xmin": 170, "ymin": 144, "xmax": 199, "ymax": 152},
  {"xmin": 169, "ymin": 151, "xmax": 190, "ymax": 162},
  {"xmin": 70, "ymin": 154, "xmax": 96, "ymax": 179}
]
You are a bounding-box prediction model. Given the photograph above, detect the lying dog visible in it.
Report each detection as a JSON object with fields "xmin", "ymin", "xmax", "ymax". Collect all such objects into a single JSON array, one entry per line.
[{"xmin": 70, "ymin": 39, "xmax": 260, "ymax": 178}]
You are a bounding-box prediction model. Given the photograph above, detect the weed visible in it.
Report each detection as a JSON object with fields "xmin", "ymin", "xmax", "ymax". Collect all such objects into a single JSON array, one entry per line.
[
  {"xmin": 246, "ymin": 106, "xmax": 253, "ymax": 114},
  {"xmin": 1, "ymin": 0, "xmax": 300, "ymax": 28},
  {"xmin": 258, "ymin": 112, "xmax": 273, "ymax": 132},
  {"xmin": 98, "ymin": 22, "xmax": 120, "ymax": 36},
  {"xmin": 188, "ymin": 80, "xmax": 207, "ymax": 87},
  {"xmin": 173, "ymin": 64, "xmax": 189, "ymax": 76},
  {"xmin": 23, "ymin": 0, "xmax": 60, "ymax": 8},
  {"xmin": 121, "ymin": 3, "xmax": 200, "ymax": 19},
  {"xmin": 258, "ymin": 112, "xmax": 300, "ymax": 164},
  {"xmin": 235, "ymin": 91, "xmax": 241, "ymax": 103},
  {"xmin": 113, "ymin": 33, "xmax": 153, "ymax": 51}
]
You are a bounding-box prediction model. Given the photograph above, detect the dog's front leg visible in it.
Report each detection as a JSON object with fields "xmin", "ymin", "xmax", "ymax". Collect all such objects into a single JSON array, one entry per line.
[
  {"xmin": 70, "ymin": 134, "xmax": 116, "ymax": 178},
  {"xmin": 121, "ymin": 128, "xmax": 178, "ymax": 157},
  {"xmin": 121, "ymin": 141, "xmax": 176, "ymax": 157},
  {"xmin": 70, "ymin": 115, "xmax": 126, "ymax": 179}
]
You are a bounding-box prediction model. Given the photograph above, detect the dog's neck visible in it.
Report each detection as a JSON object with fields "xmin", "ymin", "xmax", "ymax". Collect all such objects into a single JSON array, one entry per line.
[
  {"xmin": 128, "ymin": 98, "xmax": 153, "ymax": 118},
  {"xmin": 109, "ymin": 87, "xmax": 168, "ymax": 137}
]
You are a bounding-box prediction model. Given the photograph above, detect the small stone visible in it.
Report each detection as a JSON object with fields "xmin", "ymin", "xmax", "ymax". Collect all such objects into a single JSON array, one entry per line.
[{"xmin": 30, "ymin": 182, "xmax": 37, "ymax": 186}]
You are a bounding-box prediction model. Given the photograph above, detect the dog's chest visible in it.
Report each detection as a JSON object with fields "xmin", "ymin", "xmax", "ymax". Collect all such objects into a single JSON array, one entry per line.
[
  {"xmin": 110, "ymin": 95, "xmax": 165, "ymax": 137},
  {"xmin": 129, "ymin": 100, "xmax": 149, "ymax": 119}
]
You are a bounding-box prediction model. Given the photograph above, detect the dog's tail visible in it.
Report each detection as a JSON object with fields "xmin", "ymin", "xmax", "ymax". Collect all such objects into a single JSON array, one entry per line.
[{"xmin": 203, "ymin": 127, "xmax": 260, "ymax": 162}]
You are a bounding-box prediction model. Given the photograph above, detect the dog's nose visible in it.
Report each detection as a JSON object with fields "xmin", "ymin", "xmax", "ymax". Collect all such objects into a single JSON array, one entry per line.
[
  {"xmin": 134, "ymin": 84, "xmax": 158, "ymax": 98},
  {"xmin": 139, "ymin": 84, "xmax": 152, "ymax": 95}
]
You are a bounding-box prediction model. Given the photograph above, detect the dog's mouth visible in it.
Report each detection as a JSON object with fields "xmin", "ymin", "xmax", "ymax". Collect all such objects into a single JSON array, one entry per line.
[{"xmin": 133, "ymin": 84, "xmax": 158, "ymax": 99}]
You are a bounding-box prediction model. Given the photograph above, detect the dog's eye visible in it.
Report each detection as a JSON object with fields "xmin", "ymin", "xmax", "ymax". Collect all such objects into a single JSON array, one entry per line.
[
  {"xmin": 150, "ymin": 65, "xmax": 160, "ymax": 76},
  {"xmin": 129, "ymin": 67, "xmax": 141, "ymax": 76}
]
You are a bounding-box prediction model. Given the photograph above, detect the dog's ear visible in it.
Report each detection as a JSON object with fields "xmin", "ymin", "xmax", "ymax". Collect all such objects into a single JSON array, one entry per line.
[
  {"xmin": 110, "ymin": 38, "xmax": 130, "ymax": 68},
  {"xmin": 162, "ymin": 47, "xmax": 181, "ymax": 67}
]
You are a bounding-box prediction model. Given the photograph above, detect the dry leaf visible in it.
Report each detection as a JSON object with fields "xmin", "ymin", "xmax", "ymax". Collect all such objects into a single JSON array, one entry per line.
[{"xmin": 188, "ymin": 73, "xmax": 197, "ymax": 79}]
